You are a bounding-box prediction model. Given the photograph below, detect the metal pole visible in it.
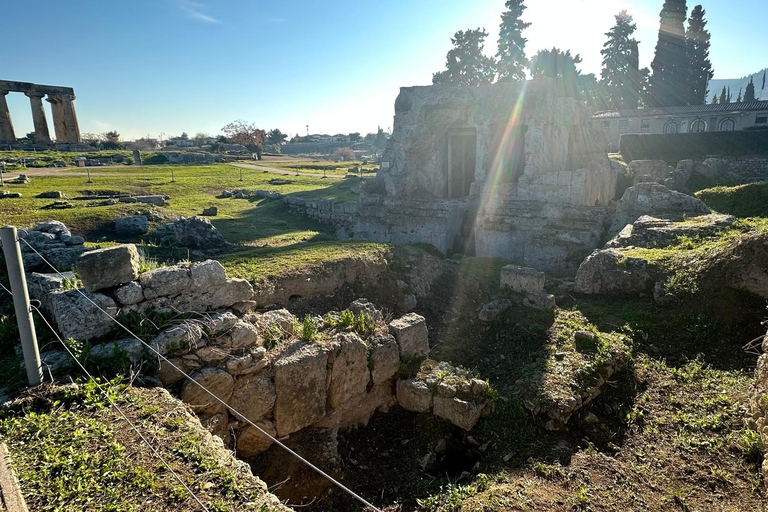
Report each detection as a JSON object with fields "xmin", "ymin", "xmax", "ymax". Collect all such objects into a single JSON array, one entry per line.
[
  {"xmin": 0, "ymin": 162, "xmax": 5, "ymax": 187},
  {"xmin": 86, "ymin": 166, "xmax": 92, "ymax": 183},
  {"xmin": 0, "ymin": 226, "xmax": 43, "ymax": 386}
]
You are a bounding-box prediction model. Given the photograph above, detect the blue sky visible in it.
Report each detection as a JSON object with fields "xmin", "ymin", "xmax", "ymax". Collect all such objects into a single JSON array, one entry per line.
[{"xmin": 1, "ymin": 0, "xmax": 765, "ymax": 140}]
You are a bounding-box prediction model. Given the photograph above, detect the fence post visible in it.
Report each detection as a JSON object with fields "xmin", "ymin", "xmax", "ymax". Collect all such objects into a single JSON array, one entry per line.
[{"xmin": 0, "ymin": 226, "xmax": 43, "ymax": 386}]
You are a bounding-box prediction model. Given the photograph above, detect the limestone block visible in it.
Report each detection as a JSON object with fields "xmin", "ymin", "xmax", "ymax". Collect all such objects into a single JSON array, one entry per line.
[
  {"xmin": 204, "ymin": 312, "xmax": 239, "ymax": 336},
  {"xmin": 369, "ymin": 333, "xmax": 400, "ymax": 384},
  {"xmin": 500, "ymin": 265, "xmax": 545, "ymax": 295},
  {"xmin": 115, "ymin": 215, "xmax": 148, "ymax": 237},
  {"xmin": 89, "ymin": 338, "xmax": 143, "ymax": 365},
  {"xmin": 314, "ymin": 383, "xmax": 396, "ymax": 429},
  {"xmin": 180, "ymin": 367, "xmax": 234, "ymax": 415},
  {"xmin": 433, "ymin": 396, "xmax": 485, "ymax": 431},
  {"xmin": 226, "ymin": 354, "xmax": 253, "ymax": 375},
  {"xmin": 230, "ymin": 300, "xmax": 257, "ymax": 315},
  {"xmin": 114, "ymin": 282, "xmax": 144, "ymax": 305},
  {"xmin": 230, "ymin": 370, "xmax": 276, "ymax": 422},
  {"xmin": 156, "ymin": 355, "xmax": 202, "ymax": 386},
  {"xmin": 348, "ymin": 298, "xmax": 383, "ymax": 322},
  {"xmin": 76, "ymin": 244, "xmax": 140, "ymax": 292},
  {"xmin": 190, "ymin": 260, "xmax": 228, "ymax": 288},
  {"xmin": 199, "ymin": 412, "xmax": 230, "ymax": 446},
  {"xmin": 628, "ymin": 160, "xmax": 672, "ymax": 184},
  {"xmin": 34, "ymin": 220, "xmax": 71, "ymax": 238},
  {"xmin": 575, "ymin": 249, "xmax": 653, "ymax": 295},
  {"xmin": 150, "ymin": 323, "xmax": 204, "ymax": 356},
  {"xmin": 195, "ymin": 346, "xmax": 231, "ymax": 364},
  {"xmin": 396, "ymin": 379, "xmax": 432, "ymax": 413},
  {"xmin": 50, "ymin": 289, "xmax": 118, "ymax": 341},
  {"xmin": 134, "ymin": 195, "xmax": 166, "ymax": 206},
  {"xmin": 522, "ymin": 293, "xmax": 556, "ymax": 311},
  {"xmin": 26, "ymin": 271, "xmax": 73, "ymax": 312},
  {"xmin": 260, "ymin": 309, "xmax": 295, "ymax": 335},
  {"xmin": 273, "ymin": 342, "xmax": 328, "ymax": 436},
  {"xmin": 236, "ymin": 420, "xmax": 276, "ymax": 458},
  {"xmin": 389, "ymin": 313, "xmax": 429, "ymax": 358},
  {"xmin": 327, "ymin": 333, "xmax": 370, "ymax": 409},
  {"xmin": 216, "ymin": 321, "xmax": 260, "ymax": 349},
  {"xmin": 139, "ymin": 265, "xmax": 192, "ymax": 300},
  {"xmin": 478, "ymin": 299, "xmax": 512, "ymax": 322}
]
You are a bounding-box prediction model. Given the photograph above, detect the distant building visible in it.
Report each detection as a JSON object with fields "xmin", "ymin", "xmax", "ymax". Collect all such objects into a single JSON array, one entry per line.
[
  {"xmin": 166, "ymin": 138, "xmax": 195, "ymax": 148},
  {"xmin": 593, "ymin": 101, "xmax": 768, "ymax": 152},
  {"xmin": 126, "ymin": 138, "xmax": 160, "ymax": 150}
]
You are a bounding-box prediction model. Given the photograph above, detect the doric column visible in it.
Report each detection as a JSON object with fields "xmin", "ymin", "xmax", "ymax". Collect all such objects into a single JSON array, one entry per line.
[
  {"xmin": 46, "ymin": 95, "xmax": 68, "ymax": 143},
  {"xmin": 0, "ymin": 90, "xmax": 16, "ymax": 142},
  {"xmin": 61, "ymin": 94, "xmax": 81, "ymax": 143},
  {"xmin": 25, "ymin": 91, "xmax": 51, "ymax": 143}
]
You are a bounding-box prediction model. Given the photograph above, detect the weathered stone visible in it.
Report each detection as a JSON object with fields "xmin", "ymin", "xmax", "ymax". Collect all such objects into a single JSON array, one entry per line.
[
  {"xmin": 273, "ymin": 342, "xmax": 328, "ymax": 436},
  {"xmin": 180, "ymin": 367, "xmax": 234, "ymax": 415},
  {"xmin": 433, "ymin": 396, "xmax": 484, "ymax": 431},
  {"xmin": 114, "ymin": 281, "xmax": 144, "ymax": 305},
  {"xmin": 389, "ymin": 313, "xmax": 429, "ymax": 358},
  {"xmin": 230, "ymin": 371, "xmax": 276, "ymax": 423},
  {"xmin": 168, "ymin": 216, "xmax": 227, "ymax": 249},
  {"xmin": 522, "ymin": 293, "xmax": 556, "ymax": 311},
  {"xmin": 195, "ymin": 346, "xmax": 231, "ymax": 364},
  {"xmin": 34, "ymin": 220, "xmax": 71, "ymax": 238},
  {"xmin": 156, "ymin": 355, "xmax": 202, "ymax": 386},
  {"xmin": 89, "ymin": 338, "xmax": 143, "ymax": 365},
  {"xmin": 628, "ymin": 160, "xmax": 672, "ymax": 185},
  {"xmin": 326, "ymin": 333, "xmax": 370, "ymax": 409},
  {"xmin": 606, "ymin": 214, "xmax": 735, "ymax": 250},
  {"xmin": 202, "ymin": 206, "xmax": 218, "ymax": 216},
  {"xmin": 575, "ymin": 248, "xmax": 653, "ymax": 295},
  {"xmin": 115, "ymin": 215, "xmax": 148, "ymax": 237},
  {"xmin": 236, "ymin": 420, "xmax": 276, "ymax": 458},
  {"xmin": 260, "ymin": 309, "xmax": 295, "ymax": 334},
  {"xmin": 199, "ymin": 412, "xmax": 230, "ymax": 446},
  {"xmin": 478, "ymin": 299, "xmax": 512, "ymax": 322},
  {"xmin": 396, "ymin": 379, "xmax": 432, "ymax": 413},
  {"xmin": 348, "ymin": 298, "xmax": 383, "ymax": 322},
  {"xmin": 150, "ymin": 323, "xmax": 204, "ymax": 356},
  {"xmin": 204, "ymin": 311, "xmax": 239, "ymax": 336},
  {"xmin": 500, "ymin": 265, "xmax": 546, "ymax": 295},
  {"xmin": 216, "ymin": 321, "xmax": 260, "ymax": 349},
  {"xmin": 134, "ymin": 195, "xmax": 165, "ymax": 206},
  {"xmin": 76, "ymin": 244, "xmax": 140, "ymax": 292},
  {"xmin": 230, "ymin": 300, "xmax": 257, "ymax": 315},
  {"xmin": 314, "ymin": 383, "xmax": 396, "ymax": 429},
  {"xmin": 37, "ymin": 191, "xmax": 63, "ymax": 199},
  {"xmin": 369, "ymin": 333, "xmax": 400, "ymax": 384},
  {"xmin": 50, "ymin": 290, "xmax": 118, "ymax": 341}
]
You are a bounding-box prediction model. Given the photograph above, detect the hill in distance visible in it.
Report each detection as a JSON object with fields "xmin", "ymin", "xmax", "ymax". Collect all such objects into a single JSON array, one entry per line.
[{"xmin": 708, "ymin": 68, "xmax": 768, "ymax": 103}]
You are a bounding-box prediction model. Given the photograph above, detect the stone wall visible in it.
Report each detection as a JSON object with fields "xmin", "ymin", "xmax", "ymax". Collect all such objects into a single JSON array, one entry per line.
[{"xmin": 749, "ymin": 328, "xmax": 768, "ymax": 490}]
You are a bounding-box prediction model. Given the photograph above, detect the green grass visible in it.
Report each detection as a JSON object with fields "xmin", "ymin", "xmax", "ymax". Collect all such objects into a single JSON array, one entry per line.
[
  {"xmin": 258, "ymin": 159, "xmax": 378, "ymax": 176},
  {"xmin": 0, "ymin": 149, "xmax": 139, "ymax": 167},
  {"xmin": 696, "ymin": 181, "xmax": 768, "ymax": 218}
]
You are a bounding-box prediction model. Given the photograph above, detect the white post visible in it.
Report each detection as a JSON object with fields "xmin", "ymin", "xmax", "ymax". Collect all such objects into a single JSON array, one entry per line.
[
  {"xmin": 0, "ymin": 162, "xmax": 4, "ymax": 187},
  {"xmin": 0, "ymin": 226, "xmax": 42, "ymax": 386}
]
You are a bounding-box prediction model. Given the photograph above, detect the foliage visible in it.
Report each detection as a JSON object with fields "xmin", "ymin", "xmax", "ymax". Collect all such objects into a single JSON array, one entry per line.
[
  {"xmin": 348, "ymin": 132, "xmax": 361, "ymax": 142},
  {"xmin": 744, "ymin": 77, "xmax": 757, "ymax": 102},
  {"xmin": 496, "ymin": 0, "xmax": 531, "ymax": 82},
  {"xmin": 648, "ymin": 0, "xmax": 689, "ymax": 107},
  {"xmin": 600, "ymin": 10, "xmax": 645, "ymax": 110},
  {"xmin": 620, "ymin": 130, "xmax": 768, "ymax": 163},
  {"xmin": 333, "ymin": 147, "xmax": 355, "ymax": 161},
  {"xmin": 432, "ymin": 28, "xmax": 496, "ymax": 87},
  {"xmin": 299, "ymin": 315, "xmax": 319, "ymax": 342},
  {"xmin": 685, "ymin": 5, "xmax": 713, "ymax": 105},
  {"xmin": 530, "ymin": 47, "xmax": 589, "ymax": 99},
  {"xmin": 266, "ymin": 129, "xmax": 287, "ymax": 146},
  {"xmin": 220, "ymin": 120, "xmax": 266, "ymax": 155}
]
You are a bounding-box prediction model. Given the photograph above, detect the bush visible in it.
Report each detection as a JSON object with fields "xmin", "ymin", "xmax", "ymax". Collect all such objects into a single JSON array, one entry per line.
[
  {"xmin": 620, "ymin": 131, "xmax": 768, "ymax": 164},
  {"xmin": 142, "ymin": 154, "xmax": 169, "ymax": 165},
  {"xmin": 333, "ymin": 147, "xmax": 356, "ymax": 161}
]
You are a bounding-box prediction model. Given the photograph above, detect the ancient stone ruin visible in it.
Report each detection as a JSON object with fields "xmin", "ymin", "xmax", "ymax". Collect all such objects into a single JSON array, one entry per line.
[{"xmin": 0, "ymin": 80, "xmax": 81, "ymax": 144}]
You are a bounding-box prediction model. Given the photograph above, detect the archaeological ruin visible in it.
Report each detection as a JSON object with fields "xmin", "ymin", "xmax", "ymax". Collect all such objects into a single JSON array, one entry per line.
[{"xmin": 0, "ymin": 79, "xmax": 81, "ymax": 144}]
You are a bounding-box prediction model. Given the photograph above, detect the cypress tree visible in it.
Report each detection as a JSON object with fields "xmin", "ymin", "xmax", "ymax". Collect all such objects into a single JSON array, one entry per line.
[
  {"xmin": 685, "ymin": 5, "xmax": 713, "ymax": 105},
  {"xmin": 600, "ymin": 10, "xmax": 644, "ymax": 109},
  {"xmin": 711, "ymin": 94, "xmax": 718, "ymax": 104},
  {"xmin": 744, "ymin": 77, "xmax": 757, "ymax": 102},
  {"xmin": 727, "ymin": 86, "xmax": 732, "ymax": 103},
  {"xmin": 649, "ymin": 0, "xmax": 688, "ymax": 106},
  {"xmin": 719, "ymin": 86, "xmax": 727, "ymax": 104},
  {"xmin": 737, "ymin": 88, "xmax": 742, "ymax": 103},
  {"xmin": 496, "ymin": 0, "xmax": 531, "ymax": 82},
  {"xmin": 432, "ymin": 29, "xmax": 496, "ymax": 87}
]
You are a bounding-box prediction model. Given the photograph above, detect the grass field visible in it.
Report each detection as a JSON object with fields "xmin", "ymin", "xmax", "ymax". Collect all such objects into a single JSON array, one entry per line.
[{"xmin": 258, "ymin": 158, "xmax": 379, "ymax": 176}]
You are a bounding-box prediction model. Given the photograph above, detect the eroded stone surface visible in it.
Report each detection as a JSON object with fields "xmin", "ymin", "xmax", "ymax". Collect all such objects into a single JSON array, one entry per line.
[
  {"xmin": 396, "ymin": 379, "xmax": 432, "ymax": 413},
  {"xmin": 230, "ymin": 370, "xmax": 276, "ymax": 423},
  {"xmin": 181, "ymin": 367, "xmax": 234, "ymax": 415},
  {"xmin": 389, "ymin": 313, "xmax": 430, "ymax": 358},
  {"xmin": 273, "ymin": 342, "xmax": 328, "ymax": 436},
  {"xmin": 369, "ymin": 333, "xmax": 400, "ymax": 384},
  {"xmin": 326, "ymin": 333, "xmax": 370, "ymax": 409},
  {"xmin": 76, "ymin": 244, "xmax": 140, "ymax": 292},
  {"xmin": 50, "ymin": 289, "xmax": 118, "ymax": 341}
]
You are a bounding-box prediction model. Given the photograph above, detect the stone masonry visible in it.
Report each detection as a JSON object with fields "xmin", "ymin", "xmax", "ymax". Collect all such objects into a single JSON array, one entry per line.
[{"xmin": 0, "ymin": 80, "xmax": 81, "ymax": 144}]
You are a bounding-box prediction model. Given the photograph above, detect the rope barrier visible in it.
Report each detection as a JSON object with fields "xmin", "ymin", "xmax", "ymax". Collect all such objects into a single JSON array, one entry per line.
[{"xmin": 19, "ymin": 238, "xmax": 383, "ymax": 512}]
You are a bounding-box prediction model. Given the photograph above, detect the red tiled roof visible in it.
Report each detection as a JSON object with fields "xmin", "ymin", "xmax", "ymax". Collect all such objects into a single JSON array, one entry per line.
[{"xmin": 592, "ymin": 101, "xmax": 768, "ymax": 119}]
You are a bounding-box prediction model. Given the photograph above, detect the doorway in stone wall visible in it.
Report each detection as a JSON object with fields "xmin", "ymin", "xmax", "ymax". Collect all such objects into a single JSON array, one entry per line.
[{"xmin": 446, "ymin": 128, "xmax": 477, "ymax": 199}]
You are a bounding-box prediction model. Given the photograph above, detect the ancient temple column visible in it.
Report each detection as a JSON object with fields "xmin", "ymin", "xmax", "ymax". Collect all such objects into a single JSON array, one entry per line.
[
  {"xmin": 0, "ymin": 90, "xmax": 16, "ymax": 142},
  {"xmin": 46, "ymin": 95, "xmax": 68, "ymax": 143},
  {"xmin": 25, "ymin": 91, "xmax": 51, "ymax": 143},
  {"xmin": 61, "ymin": 94, "xmax": 81, "ymax": 143}
]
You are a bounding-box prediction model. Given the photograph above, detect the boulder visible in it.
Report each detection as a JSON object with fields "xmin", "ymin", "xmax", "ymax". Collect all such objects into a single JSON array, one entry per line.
[
  {"xmin": 433, "ymin": 396, "xmax": 485, "ymax": 431},
  {"xmin": 34, "ymin": 220, "xmax": 71, "ymax": 238},
  {"xmin": 389, "ymin": 313, "xmax": 430, "ymax": 358},
  {"xmin": 115, "ymin": 215, "xmax": 149, "ymax": 237},
  {"xmin": 150, "ymin": 323, "xmax": 204, "ymax": 356},
  {"xmin": 369, "ymin": 333, "xmax": 400, "ymax": 384},
  {"xmin": 260, "ymin": 309, "xmax": 295, "ymax": 334},
  {"xmin": 49, "ymin": 290, "xmax": 118, "ymax": 341},
  {"xmin": 180, "ymin": 367, "xmax": 234, "ymax": 415},
  {"xmin": 114, "ymin": 282, "xmax": 144, "ymax": 305},
  {"xmin": 89, "ymin": 338, "xmax": 143, "ymax": 365},
  {"xmin": 76, "ymin": 244, "xmax": 141, "ymax": 292},
  {"xmin": 202, "ymin": 206, "xmax": 218, "ymax": 217},
  {"xmin": 522, "ymin": 293, "xmax": 556, "ymax": 311},
  {"xmin": 230, "ymin": 371, "xmax": 276, "ymax": 422},
  {"xmin": 167, "ymin": 216, "xmax": 227, "ymax": 249},
  {"xmin": 156, "ymin": 355, "xmax": 203, "ymax": 386},
  {"xmin": 236, "ymin": 420, "xmax": 277, "ymax": 458},
  {"xmin": 134, "ymin": 195, "xmax": 166, "ymax": 206},
  {"xmin": 273, "ymin": 342, "xmax": 328, "ymax": 436},
  {"xmin": 203, "ymin": 312, "xmax": 239, "ymax": 336},
  {"xmin": 605, "ymin": 214, "xmax": 735, "ymax": 250},
  {"xmin": 326, "ymin": 333, "xmax": 370, "ymax": 409},
  {"xmin": 37, "ymin": 191, "xmax": 63, "ymax": 199},
  {"xmin": 348, "ymin": 298, "xmax": 383, "ymax": 322},
  {"xmin": 628, "ymin": 160, "xmax": 672, "ymax": 184},
  {"xmin": 26, "ymin": 271, "xmax": 74, "ymax": 312},
  {"xmin": 215, "ymin": 321, "xmax": 260, "ymax": 349},
  {"xmin": 396, "ymin": 379, "xmax": 433, "ymax": 413},
  {"xmin": 500, "ymin": 265, "xmax": 546, "ymax": 295},
  {"xmin": 575, "ymin": 248, "xmax": 653, "ymax": 295}
]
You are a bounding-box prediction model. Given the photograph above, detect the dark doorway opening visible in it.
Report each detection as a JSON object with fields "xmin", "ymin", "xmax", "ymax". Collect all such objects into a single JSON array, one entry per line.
[{"xmin": 446, "ymin": 129, "xmax": 477, "ymax": 199}]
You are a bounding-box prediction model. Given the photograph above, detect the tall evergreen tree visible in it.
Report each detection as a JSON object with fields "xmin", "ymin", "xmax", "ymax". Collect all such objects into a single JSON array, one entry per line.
[
  {"xmin": 648, "ymin": 0, "xmax": 688, "ymax": 106},
  {"xmin": 744, "ymin": 77, "xmax": 757, "ymax": 102},
  {"xmin": 600, "ymin": 10, "xmax": 644, "ymax": 109},
  {"xmin": 727, "ymin": 86, "xmax": 732, "ymax": 103},
  {"xmin": 711, "ymin": 94, "xmax": 718, "ymax": 104},
  {"xmin": 737, "ymin": 88, "xmax": 742, "ymax": 103},
  {"xmin": 496, "ymin": 0, "xmax": 531, "ymax": 82},
  {"xmin": 432, "ymin": 28, "xmax": 496, "ymax": 87},
  {"xmin": 684, "ymin": 5, "xmax": 713, "ymax": 105}
]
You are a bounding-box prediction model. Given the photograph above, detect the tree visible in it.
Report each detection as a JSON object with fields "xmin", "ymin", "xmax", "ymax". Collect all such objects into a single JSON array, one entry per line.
[
  {"xmin": 221, "ymin": 120, "xmax": 266, "ymax": 156},
  {"xmin": 737, "ymin": 88, "xmax": 742, "ymax": 103},
  {"xmin": 267, "ymin": 129, "xmax": 287, "ymax": 145},
  {"xmin": 349, "ymin": 132, "xmax": 361, "ymax": 142},
  {"xmin": 727, "ymin": 86, "xmax": 732, "ymax": 103},
  {"xmin": 373, "ymin": 128, "xmax": 387, "ymax": 150},
  {"xmin": 711, "ymin": 94, "xmax": 718, "ymax": 104},
  {"xmin": 432, "ymin": 28, "xmax": 496, "ymax": 87},
  {"xmin": 105, "ymin": 131, "xmax": 120, "ymax": 143},
  {"xmin": 648, "ymin": 0, "xmax": 689, "ymax": 106},
  {"xmin": 333, "ymin": 147, "xmax": 355, "ymax": 161},
  {"xmin": 719, "ymin": 86, "xmax": 727, "ymax": 104},
  {"xmin": 745, "ymin": 77, "xmax": 757, "ymax": 102},
  {"xmin": 530, "ymin": 48, "xmax": 586, "ymax": 98},
  {"xmin": 496, "ymin": 0, "xmax": 531, "ymax": 81},
  {"xmin": 600, "ymin": 10, "xmax": 644, "ymax": 110},
  {"xmin": 685, "ymin": 5, "xmax": 713, "ymax": 105},
  {"xmin": 193, "ymin": 132, "xmax": 210, "ymax": 146},
  {"xmin": 180, "ymin": 132, "xmax": 189, "ymax": 140}
]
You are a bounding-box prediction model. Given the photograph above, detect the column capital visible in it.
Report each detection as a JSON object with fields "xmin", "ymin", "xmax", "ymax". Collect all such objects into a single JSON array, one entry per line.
[
  {"xmin": 24, "ymin": 90, "xmax": 46, "ymax": 99},
  {"xmin": 0, "ymin": 90, "xmax": 9, "ymax": 96}
]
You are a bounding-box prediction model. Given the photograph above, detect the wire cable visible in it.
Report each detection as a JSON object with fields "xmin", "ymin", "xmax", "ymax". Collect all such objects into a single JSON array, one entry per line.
[{"xmin": 20, "ymin": 238, "xmax": 383, "ymax": 512}]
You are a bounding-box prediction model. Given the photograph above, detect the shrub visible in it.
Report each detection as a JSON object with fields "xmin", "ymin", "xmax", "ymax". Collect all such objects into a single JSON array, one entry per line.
[
  {"xmin": 620, "ymin": 131, "xmax": 768, "ymax": 164},
  {"xmin": 333, "ymin": 147, "xmax": 355, "ymax": 161}
]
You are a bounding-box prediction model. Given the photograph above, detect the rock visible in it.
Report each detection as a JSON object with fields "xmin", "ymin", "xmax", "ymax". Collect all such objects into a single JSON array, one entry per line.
[
  {"xmin": 575, "ymin": 248, "xmax": 653, "ymax": 295},
  {"xmin": 348, "ymin": 298, "xmax": 383, "ymax": 322},
  {"xmin": 500, "ymin": 265, "xmax": 546, "ymax": 295},
  {"xmin": 114, "ymin": 282, "xmax": 144, "ymax": 305},
  {"xmin": 119, "ymin": 196, "xmax": 138, "ymax": 203},
  {"xmin": 199, "ymin": 413, "xmax": 230, "ymax": 446},
  {"xmin": 583, "ymin": 412, "xmax": 600, "ymax": 425},
  {"xmin": 216, "ymin": 321, "xmax": 260, "ymax": 349},
  {"xmin": 402, "ymin": 294, "xmax": 418, "ymax": 311},
  {"xmin": 522, "ymin": 293, "xmax": 556, "ymax": 311},
  {"xmin": 0, "ymin": 191, "xmax": 21, "ymax": 199},
  {"xmin": 166, "ymin": 216, "xmax": 227, "ymax": 249},
  {"xmin": 314, "ymin": 383, "xmax": 396, "ymax": 429},
  {"xmin": 230, "ymin": 300, "xmax": 257, "ymax": 315},
  {"xmin": 236, "ymin": 421, "xmax": 277, "ymax": 458},
  {"xmin": 150, "ymin": 323, "xmax": 205, "ymax": 356},
  {"xmin": 156, "ymin": 356, "xmax": 203, "ymax": 386},
  {"xmin": 40, "ymin": 350, "xmax": 70, "ymax": 373},
  {"xmin": 260, "ymin": 309, "xmax": 295, "ymax": 335},
  {"xmin": 89, "ymin": 338, "xmax": 143, "ymax": 365},
  {"xmin": 478, "ymin": 299, "xmax": 511, "ymax": 322},
  {"xmin": 50, "ymin": 290, "xmax": 118, "ymax": 341},
  {"xmin": 326, "ymin": 333, "xmax": 370, "ymax": 409},
  {"xmin": 609, "ymin": 183, "xmax": 711, "ymax": 238},
  {"xmin": 37, "ymin": 191, "xmax": 63, "ymax": 199},
  {"xmin": 433, "ymin": 396, "xmax": 485, "ymax": 431},
  {"xmin": 273, "ymin": 342, "xmax": 328, "ymax": 436},
  {"xmin": 574, "ymin": 331, "xmax": 596, "ymax": 344},
  {"xmin": 76, "ymin": 244, "xmax": 140, "ymax": 293},
  {"xmin": 195, "ymin": 346, "xmax": 231, "ymax": 364},
  {"xmin": 221, "ymin": 190, "xmax": 232, "ymax": 198},
  {"xmin": 204, "ymin": 312, "xmax": 239, "ymax": 336},
  {"xmin": 115, "ymin": 215, "xmax": 149, "ymax": 237},
  {"xmin": 180, "ymin": 367, "xmax": 234, "ymax": 415},
  {"xmin": 396, "ymin": 379, "xmax": 432, "ymax": 413},
  {"xmin": 389, "ymin": 313, "xmax": 430, "ymax": 358},
  {"xmin": 34, "ymin": 220, "xmax": 71, "ymax": 238},
  {"xmin": 369, "ymin": 334, "xmax": 400, "ymax": 384},
  {"xmin": 628, "ymin": 160, "xmax": 672, "ymax": 185},
  {"xmin": 230, "ymin": 371, "xmax": 276, "ymax": 422},
  {"xmin": 202, "ymin": 206, "xmax": 218, "ymax": 216},
  {"xmin": 26, "ymin": 271, "xmax": 74, "ymax": 312},
  {"xmin": 134, "ymin": 195, "xmax": 166, "ymax": 206},
  {"xmin": 64, "ymin": 235, "xmax": 85, "ymax": 246},
  {"xmin": 606, "ymin": 214, "xmax": 735, "ymax": 250}
]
